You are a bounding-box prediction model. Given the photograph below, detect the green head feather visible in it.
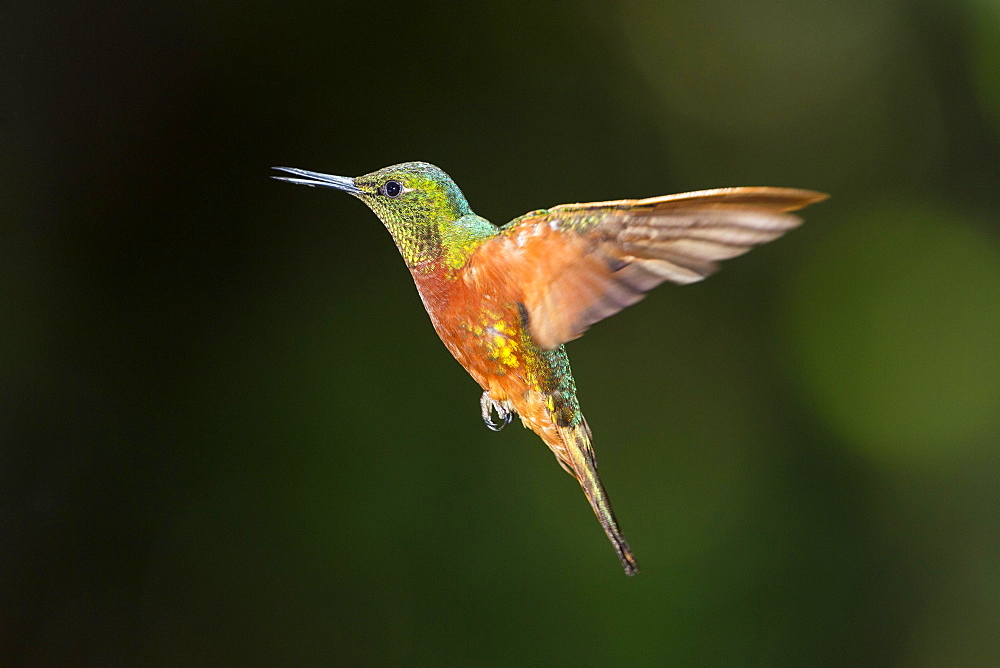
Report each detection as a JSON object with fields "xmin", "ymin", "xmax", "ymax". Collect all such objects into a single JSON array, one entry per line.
[{"xmin": 273, "ymin": 162, "xmax": 496, "ymax": 270}]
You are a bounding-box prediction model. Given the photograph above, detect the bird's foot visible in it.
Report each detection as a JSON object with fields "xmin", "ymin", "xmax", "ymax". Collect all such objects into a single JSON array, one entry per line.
[{"xmin": 480, "ymin": 391, "xmax": 514, "ymax": 431}]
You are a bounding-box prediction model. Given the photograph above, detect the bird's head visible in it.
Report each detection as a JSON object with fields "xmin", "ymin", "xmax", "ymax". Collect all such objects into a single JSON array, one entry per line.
[{"xmin": 273, "ymin": 162, "xmax": 473, "ymax": 267}]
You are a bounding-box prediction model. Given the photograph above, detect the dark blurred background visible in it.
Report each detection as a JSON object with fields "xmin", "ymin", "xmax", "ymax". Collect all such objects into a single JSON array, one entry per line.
[{"xmin": 3, "ymin": 1, "xmax": 1000, "ymax": 664}]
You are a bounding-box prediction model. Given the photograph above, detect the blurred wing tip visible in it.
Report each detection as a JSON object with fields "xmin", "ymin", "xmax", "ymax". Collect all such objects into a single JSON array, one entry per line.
[
  {"xmin": 791, "ymin": 189, "xmax": 830, "ymax": 207},
  {"xmin": 768, "ymin": 187, "xmax": 829, "ymax": 211}
]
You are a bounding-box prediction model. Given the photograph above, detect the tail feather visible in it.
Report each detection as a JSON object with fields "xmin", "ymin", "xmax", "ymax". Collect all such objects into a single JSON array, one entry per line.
[{"xmin": 557, "ymin": 422, "xmax": 639, "ymax": 576}]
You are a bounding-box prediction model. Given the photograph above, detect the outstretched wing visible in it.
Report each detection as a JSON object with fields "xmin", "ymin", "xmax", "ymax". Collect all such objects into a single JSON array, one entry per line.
[{"xmin": 465, "ymin": 187, "xmax": 827, "ymax": 350}]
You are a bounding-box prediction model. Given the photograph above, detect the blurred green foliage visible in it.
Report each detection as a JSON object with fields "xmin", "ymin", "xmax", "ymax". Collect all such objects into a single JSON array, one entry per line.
[{"xmin": 2, "ymin": 0, "xmax": 999, "ymax": 664}]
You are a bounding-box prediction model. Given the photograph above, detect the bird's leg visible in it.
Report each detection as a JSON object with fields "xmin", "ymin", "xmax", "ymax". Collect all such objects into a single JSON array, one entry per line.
[{"xmin": 480, "ymin": 391, "xmax": 514, "ymax": 431}]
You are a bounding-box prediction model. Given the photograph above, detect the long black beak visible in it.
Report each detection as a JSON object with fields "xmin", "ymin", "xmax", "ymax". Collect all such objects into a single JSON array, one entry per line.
[{"xmin": 271, "ymin": 167, "xmax": 362, "ymax": 195}]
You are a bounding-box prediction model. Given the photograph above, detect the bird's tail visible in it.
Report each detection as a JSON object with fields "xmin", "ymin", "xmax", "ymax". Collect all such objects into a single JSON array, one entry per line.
[{"xmin": 556, "ymin": 421, "xmax": 639, "ymax": 576}]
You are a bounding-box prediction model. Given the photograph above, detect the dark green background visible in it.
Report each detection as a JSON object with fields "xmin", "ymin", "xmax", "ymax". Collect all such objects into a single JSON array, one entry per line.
[{"xmin": 4, "ymin": 1, "xmax": 1000, "ymax": 664}]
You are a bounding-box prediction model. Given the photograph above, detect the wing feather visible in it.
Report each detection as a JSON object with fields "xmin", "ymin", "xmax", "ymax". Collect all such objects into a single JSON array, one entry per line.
[{"xmin": 466, "ymin": 187, "xmax": 827, "ymax": 350}]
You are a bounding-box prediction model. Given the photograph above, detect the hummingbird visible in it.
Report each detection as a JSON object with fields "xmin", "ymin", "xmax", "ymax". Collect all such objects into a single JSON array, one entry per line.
[{"xmin": 273, "ymin": 162, "xmax": 827, "ymax": 576}]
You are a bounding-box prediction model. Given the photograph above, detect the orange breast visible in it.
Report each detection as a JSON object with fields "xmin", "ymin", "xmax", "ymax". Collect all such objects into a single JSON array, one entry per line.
[{"xmin": 410, "ymin": 267, "xmax": 562, "ymax": 449}]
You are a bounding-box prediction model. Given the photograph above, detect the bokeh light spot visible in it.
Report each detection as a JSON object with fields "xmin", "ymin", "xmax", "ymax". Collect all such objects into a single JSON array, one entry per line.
[{"xmin": 786, "ymin": 204, "xmax": 1000, "ymax": 465}]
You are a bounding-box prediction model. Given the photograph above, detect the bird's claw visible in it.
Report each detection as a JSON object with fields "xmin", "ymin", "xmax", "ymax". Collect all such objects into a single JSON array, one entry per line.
[{"xmin": 481, "ymin": 391, "xmax": 514, "ymax": 431}]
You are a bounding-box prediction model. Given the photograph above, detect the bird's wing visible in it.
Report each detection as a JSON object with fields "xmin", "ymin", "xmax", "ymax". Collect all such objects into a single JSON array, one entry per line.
[{"xmin": 464, "ymin": 187, "xmax": 827, "ymax": 350}]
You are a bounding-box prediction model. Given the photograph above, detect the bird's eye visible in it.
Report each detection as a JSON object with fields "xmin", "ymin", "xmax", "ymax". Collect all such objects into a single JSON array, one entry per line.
[{"xmin": 380, "ymin": 180, "xmax": 403, "ymax": 198}]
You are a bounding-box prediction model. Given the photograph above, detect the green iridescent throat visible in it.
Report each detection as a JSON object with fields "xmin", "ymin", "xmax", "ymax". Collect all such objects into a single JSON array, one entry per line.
[{"xmin": 380, "ymin": 211, "xmax": 497, "ymax": 271}]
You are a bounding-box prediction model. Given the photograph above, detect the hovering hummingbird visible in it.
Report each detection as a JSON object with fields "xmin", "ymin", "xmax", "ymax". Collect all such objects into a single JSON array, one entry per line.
[{"xmin": 273, "ymin": 162, "xmax": 826, "ymax": 576}]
